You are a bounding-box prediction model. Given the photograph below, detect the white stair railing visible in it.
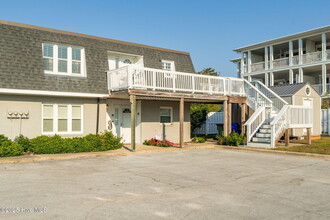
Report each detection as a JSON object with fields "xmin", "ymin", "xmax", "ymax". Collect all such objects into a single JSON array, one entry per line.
[
  {"xmin": 270, "ymin": 105, "xmax": 289, "ymax": 147},
  {"xmin": 253, "ymin": 81, "xmax": 288, "ymax": 112},
  {"xmin": 245, "ymin": 106, "xmax": 270, "ymax": 142},
  {"xmin": 243, "ymin": 80, "xmax": 273, "ymax": 110},
  {"xmin": 243, "ymin": 80, "xmax": 273, "ymax": 142}
]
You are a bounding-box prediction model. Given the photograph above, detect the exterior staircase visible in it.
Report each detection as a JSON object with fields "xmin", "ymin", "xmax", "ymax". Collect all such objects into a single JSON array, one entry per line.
[{"xmin": 244, "ymin": 80, "xmax": 312, "ymax": 148}]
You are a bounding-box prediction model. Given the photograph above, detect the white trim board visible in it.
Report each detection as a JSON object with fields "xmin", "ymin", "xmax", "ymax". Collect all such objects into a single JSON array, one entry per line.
[{"xmin": 0, "ymin": 88, "xmax": 108, "ymax": 98}]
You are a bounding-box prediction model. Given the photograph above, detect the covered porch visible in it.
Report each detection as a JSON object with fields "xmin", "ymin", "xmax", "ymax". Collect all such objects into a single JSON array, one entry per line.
[{"xmin": 106, "ymin": 65, "xmax": 248, "ymax": 150}]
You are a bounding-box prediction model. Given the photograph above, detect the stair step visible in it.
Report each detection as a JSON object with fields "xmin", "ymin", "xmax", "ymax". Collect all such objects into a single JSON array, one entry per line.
[
  {"xmin": 259, "ymin": 128, "xmax": 271, "ymax": 133},
  {"xmin": 256, "ymin": 133, "xmax": 271, "ymax": 138},
  {"xmin": 252, "ymin": 137, "xmax": 271, "ymax": 143},
  {"xmin": 261, "ymin": 124, "xmax": 271, "ymax": 129}
]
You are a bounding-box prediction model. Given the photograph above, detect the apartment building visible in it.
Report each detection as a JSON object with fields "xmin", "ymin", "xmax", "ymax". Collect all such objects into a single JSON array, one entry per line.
[{"xmin": 232, "ymin": 26, "xmax": 330, "ymax": 96}]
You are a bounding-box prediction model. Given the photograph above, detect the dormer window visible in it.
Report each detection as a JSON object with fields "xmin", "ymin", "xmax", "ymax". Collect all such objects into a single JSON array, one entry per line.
[
  {"xmin": 42, "ymin": 43, "xmax": 86, "ymax": 77},
  {"xmin": 161, "ymin": 60, "xmax": 175, "ymax": 71}
]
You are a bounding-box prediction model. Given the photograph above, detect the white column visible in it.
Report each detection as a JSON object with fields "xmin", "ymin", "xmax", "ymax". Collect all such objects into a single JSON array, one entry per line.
[
  {"xmin": 298, "ymin": 38, "xmax": 303, "ymax": 64},
  {"xmin": 289, "ymin": 69, "xmax": 294, "ymax": 84},
  {"xmin": 289, "ymin": 41, "xmax": 293, "ymax": 66},
  {"xmin": 264, "ymin": 47, "xmax": 268, "ymax": 70},
  {"xmin": 247, "ymin": 51, "xmax": 252, "ymax": 73},
  {"xmin": 322, "ymin": 33, "xmax": 327, "ymax": 61},
  {"xmin": 247, "ymin": 75, "xmax": 252, "ymax": 82},
  {"xmin": 269, "ymin": 45, "xmax": 274, "ymax": 69},
  {"xmin": 322, "ymin": 64, "xmax": 327, "ymax": 95},
  {"xmin": 299, "ymin": 68, "xmax": 303, "ymax": 83},
  {"xmin": 265, "ymin": 72, "xmax": 269, "ymax": 86},
  {"xmin": 237, "ymin": 62, "xmax": 241, "ymax": 78},
  {"xmin": 240, "ymin": 53, "xmax": 245, "ymax": 75},
  {"xmin": 269, "ymin": 72, "xmax": 274, "ymax": 86}
]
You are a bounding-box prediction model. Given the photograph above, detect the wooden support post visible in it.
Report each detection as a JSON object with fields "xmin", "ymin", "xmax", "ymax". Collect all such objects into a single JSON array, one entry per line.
[
  {"xmin": 180, "ymin": 98, "xmax": 184, "ymax": 148},
  {"xmin": 285, "ymin": 129, "xmax": 290, "ymax": 146},
  {"xmin": 307, "ymin": 128, "xmax": 311, "ymax": 145},
  {"xmin": 130, "ymin": 95, "xmax": 136, "ymax": 151},
  {"xmin": 228, "ymin": 103, "xmax": 232, "ymax": 135},
  {"xmin": 241, "ymin": 103, "xmax": 246, "ymax": 135},
  {"xmin": 223, "ymin": 100, "xmax": 228, "ymax": 136}
]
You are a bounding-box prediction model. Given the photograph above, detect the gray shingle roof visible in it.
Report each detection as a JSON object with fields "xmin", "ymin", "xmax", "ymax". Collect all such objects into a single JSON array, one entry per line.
[{"xmin": 269, "ymin": 83, "xmax": 306, "ymax": 96}]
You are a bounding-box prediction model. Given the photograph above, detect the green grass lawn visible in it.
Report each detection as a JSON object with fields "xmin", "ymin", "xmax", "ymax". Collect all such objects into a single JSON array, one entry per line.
[{"xmin": 274, "ymin": 136, "xmax": 330, "ymax": 155}]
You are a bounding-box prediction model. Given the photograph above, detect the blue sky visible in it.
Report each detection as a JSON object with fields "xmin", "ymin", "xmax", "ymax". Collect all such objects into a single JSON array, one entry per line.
[{"xmin": 1, "ymin": 0, "xmax": 330, "ymax": 77}]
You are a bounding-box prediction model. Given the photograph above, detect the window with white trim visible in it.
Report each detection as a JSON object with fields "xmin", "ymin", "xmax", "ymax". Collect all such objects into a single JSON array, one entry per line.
[
  {"xmin": 160, "ymin": 107, "xmax": 172, "ymax": 123},
  {"xmin": 42, "ymin": 43, "xmax": 86, "ymax": 76},
  {"xmin": 42, "ymin": 104, "xmax": 83, "ymax": 134},
  {"xmin": 161, "ymin": 60, "xmax": 175, "ymax": 71}
]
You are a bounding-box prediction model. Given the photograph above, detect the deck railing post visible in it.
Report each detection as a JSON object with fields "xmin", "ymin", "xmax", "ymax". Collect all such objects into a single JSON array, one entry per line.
[{"xmin": 152, "ymin": 70, "xmax": 156, "ymax": 91}]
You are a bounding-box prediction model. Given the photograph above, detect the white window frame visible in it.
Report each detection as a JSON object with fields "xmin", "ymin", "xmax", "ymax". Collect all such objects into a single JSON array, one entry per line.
[
  {"xmin": 42, "ymin": 43, "xmax": 87, "ymax": 77},
  {"xmin": 42, "ymin": 104, "xmax": 83, "ymax": 134},
  {"xmin": 161, "ymin": 60, "xmax": 175, "ymax": 71},
  {"xmin": 160, "ymin": 106, "xmax": 173, "ymax": 124}
]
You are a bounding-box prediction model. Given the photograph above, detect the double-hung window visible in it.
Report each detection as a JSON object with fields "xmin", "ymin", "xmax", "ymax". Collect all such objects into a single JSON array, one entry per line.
[
  {"xmin": 42, "ymin": 104, "xmax": 83, "ymax": 134},
  {"xmin": 42, "ymin": 43, "xmax": 86, "ymax": 76},
  {"xmin": 160, "ymin": 107, "xmax": 172, "ymax": 123}
]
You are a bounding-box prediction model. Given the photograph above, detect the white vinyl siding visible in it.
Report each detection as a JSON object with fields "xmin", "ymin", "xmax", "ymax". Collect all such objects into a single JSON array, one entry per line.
[
  {"xmin": 42, "ymin": 43, "xmax": 86, "ymax": 77},
  {"xmin": 42, "ymin": 104, "xmax": 83, "ymax": 134}
]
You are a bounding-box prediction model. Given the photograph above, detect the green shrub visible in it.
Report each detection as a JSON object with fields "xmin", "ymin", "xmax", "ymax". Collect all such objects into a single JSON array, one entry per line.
[
  {"xmin": 29, "ymin": 131, "xmax": 123, "ymax": 154},
  {"xmin": 29, "ymin": 135, "xmax": 73, "ymax": 154},
  {"xmin": 0, "ymin": 135, "xmax": 24, "ymax": 157},
  {"xmin": 217, "ymin": 133, "xmax": 246, "ymax": 146},
  {"xmin": 14, "ymin": 135, "xmax": 30, "ymax": 152},
  {"xmin": 191, "ymin": 137, "xmax": 206, "ymax": 143},
  {"xmin": 99, "ymin": 131, "xmax": 123, "ymax": 150}
]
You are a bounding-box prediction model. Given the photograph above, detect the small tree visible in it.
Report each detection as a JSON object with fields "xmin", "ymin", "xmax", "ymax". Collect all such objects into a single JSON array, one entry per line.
[{"xmin": 196, "ymin": 68, "xmax": 220, "ymax": 76}]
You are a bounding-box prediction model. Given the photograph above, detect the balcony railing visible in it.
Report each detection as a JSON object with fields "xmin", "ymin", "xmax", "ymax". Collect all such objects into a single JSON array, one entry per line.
[
  {"xmin": 273, "ymin": 57, "xmax": 289, "ymax": 68},
  {"xmin": 246, "ymin": 51, "xmax": 326, "ymax": 74},
  {"xmin": 107, "ymin": 65, "xmax": 245, "ymax": 96},
  {"xmin": 312, "ymin": 83, "xmax": 330, "ymax": 95},
  {"xmin": 250, "ymin": 61, "xmax": 265, "ymax": 72},
  {"xmin": 301, "ymin": 51, "xmax": 322, "ymax": 64}
]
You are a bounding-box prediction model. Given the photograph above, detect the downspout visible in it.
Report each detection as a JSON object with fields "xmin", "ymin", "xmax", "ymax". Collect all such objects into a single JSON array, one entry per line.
[{"xmin": 96, "ymin": 98, "xmax": 100, "ymax": 134}]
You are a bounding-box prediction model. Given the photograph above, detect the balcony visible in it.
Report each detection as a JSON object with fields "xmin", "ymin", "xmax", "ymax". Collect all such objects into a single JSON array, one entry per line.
[
  {"xmin": 312, "ymin": 83, "xmax": 330, "ymax": 95},
  {"xmin": 251, "ymin": 62, "xmax": 265, "ymax": 72},
  {"xmin": 301, "ymin": 51, "xmax": 322, "ymax": 64},
  {"xmin": 245, "ymin": 51, "xmax": 326, "ymax": 74},
  {"xmin": 273, "ymin": 57, "xmax": 289, "ymax": 68},
  {"xmin": 107, "ymin": 65, "xmax": 245, "ymax": 96}
]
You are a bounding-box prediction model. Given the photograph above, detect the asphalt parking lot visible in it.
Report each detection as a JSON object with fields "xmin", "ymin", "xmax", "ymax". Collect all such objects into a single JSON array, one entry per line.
[{"xmin": 0, "ymin": 149, "xmax": 329, "ymax": 220}]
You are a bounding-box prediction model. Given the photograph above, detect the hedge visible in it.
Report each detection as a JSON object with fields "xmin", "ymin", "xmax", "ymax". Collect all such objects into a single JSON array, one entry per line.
[
  {"xmin": 0, "ymin": 131, "xmax": 123, "ymax": 156},
  {"xmin": 0, "ymin": 135, "xmax": 24, "ymax": 157}
]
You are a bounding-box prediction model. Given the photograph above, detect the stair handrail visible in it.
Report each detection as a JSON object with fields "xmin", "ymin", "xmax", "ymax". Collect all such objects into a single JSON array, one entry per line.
[
  {"xmin": 255, "ymin": 81, "xmax": 288, "ymax": 111},
  {"xmin": 243, "ymin": 80, "xmax": 273, "ymax": 110},
  {"xmin": 245, "ymin": 106, "xmax": 267, "ymax": 142},
  {"xmin": 270, "ymin": 105, "xmax": 289, "ymax": 147}
]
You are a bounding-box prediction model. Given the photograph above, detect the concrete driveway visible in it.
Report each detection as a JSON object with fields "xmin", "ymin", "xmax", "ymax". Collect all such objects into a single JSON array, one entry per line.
[{"xmin": 0, "ymin": 149, "xmax": 329, "ymax": 219}]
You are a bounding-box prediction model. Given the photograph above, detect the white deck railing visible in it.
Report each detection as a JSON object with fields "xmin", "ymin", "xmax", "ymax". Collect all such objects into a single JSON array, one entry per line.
[
  {"xmin": 250, "ymin": 61, "xmax": 265, "ymax": 72},
  {"xmin": 301, "ymin": 51, "xmax": 322, "ymax": 64},
  {"xmin": 270, "ymin": 105, "xmax": 312, "ymax": 147},
  {"xmin": 107, "ymin": 65, "xmax": 245, "ymax": 96},
  {"xmin": 273, "ymin": 57, "xmax": 289, "ymax": 68}
]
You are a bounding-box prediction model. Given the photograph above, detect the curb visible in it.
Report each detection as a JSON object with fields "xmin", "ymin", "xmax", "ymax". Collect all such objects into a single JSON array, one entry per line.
[
  {"xmin": 215, "ymin": 145, "xmax": 330, "ymax": 161},
  {"xmin": 0, "ymin": 145, "xmax": 216, "ymax": 164}
]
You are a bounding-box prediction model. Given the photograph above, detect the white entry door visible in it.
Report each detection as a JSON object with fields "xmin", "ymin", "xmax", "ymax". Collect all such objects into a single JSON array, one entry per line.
[{"xmin": 121, "ymin": 107, "xmax": 131, "ymax": 143}]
